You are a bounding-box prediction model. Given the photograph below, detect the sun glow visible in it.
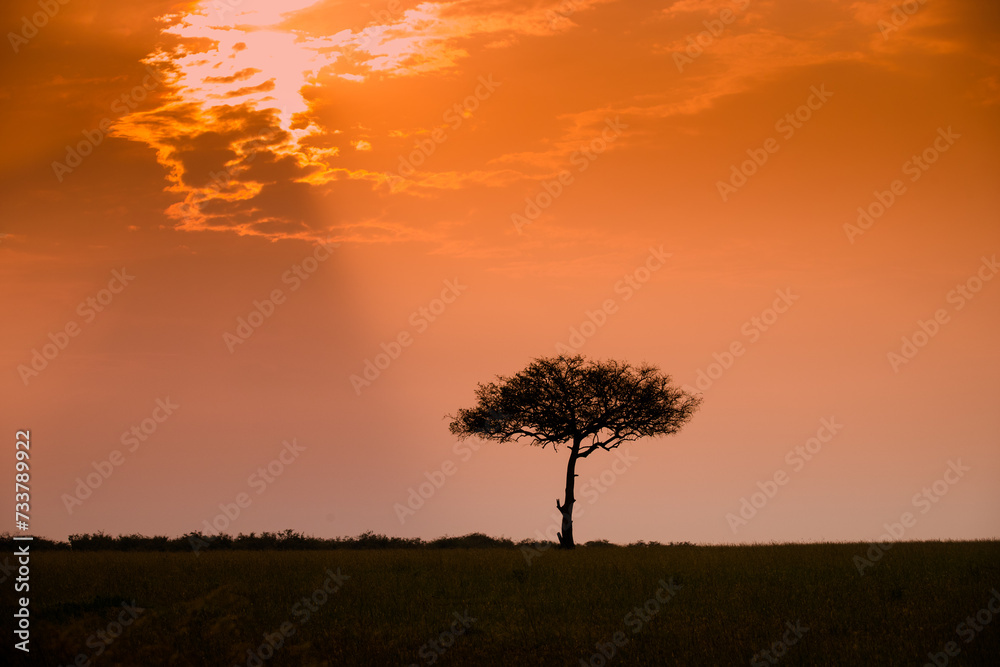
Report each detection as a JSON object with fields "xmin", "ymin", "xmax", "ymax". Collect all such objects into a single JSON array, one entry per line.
[
  {"xmin": 112, "ymin": 0, "xmax": 380, "ymax": 236},
  {"xmin": 110, "ymin": 0, "xmax": 614, "ymax": 239}
]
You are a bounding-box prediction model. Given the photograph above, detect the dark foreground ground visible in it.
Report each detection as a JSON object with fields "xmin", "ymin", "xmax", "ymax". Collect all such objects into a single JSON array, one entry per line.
[{"xmin": 11, "ymin": 541, "xmax": 1000, "ymax": 666}]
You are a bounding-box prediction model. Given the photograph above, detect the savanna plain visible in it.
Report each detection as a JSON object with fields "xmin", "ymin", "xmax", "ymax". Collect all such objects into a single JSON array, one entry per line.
[{"xmin": 16, "ymin": 539, "xmax": 1000, "ymax": 666}]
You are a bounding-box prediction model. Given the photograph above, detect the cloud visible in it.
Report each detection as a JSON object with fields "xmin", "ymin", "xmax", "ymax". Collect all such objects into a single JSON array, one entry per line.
[
  {"xmin": 203, "ymin": 67, "xmax": 262, "ymax": 84},
  {"xmin": 110, "ymin": 0, "xmax": 999, "ymax": 253},
  {"xmin": 111, "ymin": 0, "xmax": 614, "ymax": 243}
]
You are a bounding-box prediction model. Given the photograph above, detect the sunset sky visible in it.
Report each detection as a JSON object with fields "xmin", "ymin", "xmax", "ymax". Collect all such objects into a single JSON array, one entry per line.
[{"xmin": 1, "ymin": 0, "xmax": 997, "ymax": 546}]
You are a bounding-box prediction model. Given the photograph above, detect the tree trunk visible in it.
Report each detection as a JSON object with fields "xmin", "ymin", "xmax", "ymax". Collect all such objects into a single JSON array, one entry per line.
[{"xmin": 556, "ymin": 440, "xmax": 580, "ymax": 549}]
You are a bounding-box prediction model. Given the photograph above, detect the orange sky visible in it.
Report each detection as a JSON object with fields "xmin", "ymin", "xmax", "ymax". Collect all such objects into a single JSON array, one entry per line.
[{"xmin": 1, "ymin": 0, "xmax": 998, "ymax": 545}]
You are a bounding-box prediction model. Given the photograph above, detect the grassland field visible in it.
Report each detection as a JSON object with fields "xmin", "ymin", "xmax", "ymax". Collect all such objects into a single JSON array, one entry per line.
[{"xmin": 11, "ymin": 540, "xmax": 1000, "ymax": 666}]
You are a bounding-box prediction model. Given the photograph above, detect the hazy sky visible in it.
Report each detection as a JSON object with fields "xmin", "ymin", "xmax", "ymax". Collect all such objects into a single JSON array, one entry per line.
[{"xmin": 1, "ymin": 0, "xmax": 998, "ymax": 545}]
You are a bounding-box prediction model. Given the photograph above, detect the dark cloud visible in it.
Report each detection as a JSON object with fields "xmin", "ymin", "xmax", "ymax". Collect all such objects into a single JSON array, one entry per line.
[{"xmin": 204, "ymin": 67, "xmax": 261, "ymax": 84}]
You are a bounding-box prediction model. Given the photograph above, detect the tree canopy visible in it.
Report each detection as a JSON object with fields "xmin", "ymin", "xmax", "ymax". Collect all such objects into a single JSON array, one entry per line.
[
  {"xmin": 449, "ymin": 355, "xmax": 701, "ymax": 456},
  {"xmin": 449, "ymin": 355, "xmax": 701, "ymax": 549}
]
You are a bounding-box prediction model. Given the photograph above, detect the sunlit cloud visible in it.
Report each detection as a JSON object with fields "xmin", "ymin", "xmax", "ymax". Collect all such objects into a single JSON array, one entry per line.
[
  {"xmin": 111, "ymin": 0, "xmax": 613, "ymax": 242},
  {"xmin": 110, "ymin": 0, "xmax": 995, "ymax": 249}
]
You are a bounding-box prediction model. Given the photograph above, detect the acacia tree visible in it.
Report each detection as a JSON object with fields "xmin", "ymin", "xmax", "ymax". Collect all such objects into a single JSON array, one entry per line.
[{"xmin": 449, "ymin": 355, "xmax": 701, "ymax": 549}]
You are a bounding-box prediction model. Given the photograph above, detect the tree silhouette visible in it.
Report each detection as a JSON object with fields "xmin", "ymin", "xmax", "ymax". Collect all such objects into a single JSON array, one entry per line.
[{"xmin": 449, "ymin": 355, "xmax": 701, "ymax": 549}]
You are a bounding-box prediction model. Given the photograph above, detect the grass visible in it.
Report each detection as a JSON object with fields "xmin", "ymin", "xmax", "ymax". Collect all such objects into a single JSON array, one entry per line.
[{"xmin": 19, "ymin": 540, "xmax": 1000, "ymax": 666}]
